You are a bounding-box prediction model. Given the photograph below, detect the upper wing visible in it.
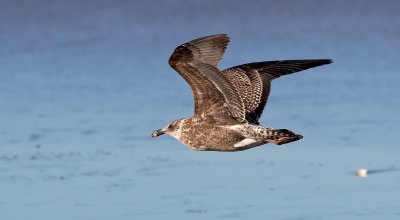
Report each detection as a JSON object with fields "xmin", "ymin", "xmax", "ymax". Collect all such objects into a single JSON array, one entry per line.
[
  {"xmin": 222, "ymin": 59, "xmax": 332, "ymax": 123},
  {"xmin": 168, "ymin": 34, "xmax": 246, "ymax": 122}
]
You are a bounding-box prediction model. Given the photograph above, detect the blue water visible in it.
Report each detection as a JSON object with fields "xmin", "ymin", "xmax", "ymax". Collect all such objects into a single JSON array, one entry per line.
[{"xmin": 1, "ymin": 0, "xmax": 400, "ymax": 219}]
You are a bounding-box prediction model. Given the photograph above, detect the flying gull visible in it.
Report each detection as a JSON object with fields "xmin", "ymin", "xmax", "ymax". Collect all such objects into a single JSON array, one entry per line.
[{"xmin": 152, "ymin": 34, "xmax": 331, "ymax": 151}]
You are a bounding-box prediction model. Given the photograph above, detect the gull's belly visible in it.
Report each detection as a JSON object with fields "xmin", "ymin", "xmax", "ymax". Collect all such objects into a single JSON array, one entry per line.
[{"xmin": 178, "ymin": 124, "xmax": 259, "ymax": 151}]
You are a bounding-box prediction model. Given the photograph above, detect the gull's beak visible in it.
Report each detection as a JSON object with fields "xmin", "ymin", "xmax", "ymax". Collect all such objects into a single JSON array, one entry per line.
[{"xmin": 151, "ymin": 129, "xmax": 165, "ymax": 138}]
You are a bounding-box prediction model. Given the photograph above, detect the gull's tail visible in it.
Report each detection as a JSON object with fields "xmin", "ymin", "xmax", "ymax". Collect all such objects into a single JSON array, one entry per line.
[
  {"xmin": 266, "ymin": 129, "xmax": 303, "ymax": 145},
  {"xmin": 243, "ymin": 125, "xmax": 303, "ymax": 145}
]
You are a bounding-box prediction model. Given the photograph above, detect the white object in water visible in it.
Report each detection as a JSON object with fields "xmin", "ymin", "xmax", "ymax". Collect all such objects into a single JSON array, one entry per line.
[{"xmin": 356, "ymin": 168, "xmax": 368, "ymax": 177}]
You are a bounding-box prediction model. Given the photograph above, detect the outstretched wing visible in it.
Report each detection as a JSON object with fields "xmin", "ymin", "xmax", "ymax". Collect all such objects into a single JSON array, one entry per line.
[
  {"xmin": 222, "ymin": 59, "xmax": 332, "ymax": 123},
  {"xmin": 168, "ymin": 34, "xmax": 246, "ymax": 122}
]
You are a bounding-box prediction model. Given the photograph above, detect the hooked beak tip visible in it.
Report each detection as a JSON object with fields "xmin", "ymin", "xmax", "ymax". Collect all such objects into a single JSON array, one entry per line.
[{"xmin": 151, "ymin": 129, "xmax": 164, "ymax": 138}]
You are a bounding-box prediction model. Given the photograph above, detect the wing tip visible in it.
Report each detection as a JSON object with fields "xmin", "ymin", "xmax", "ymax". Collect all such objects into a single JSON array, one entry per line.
[
  {"xmin": 293, "ymin": 59, "xmax": 333, "ymax": 67},
  {"xmin": 190, "ymin": 33, "xmax": 230, "ymax": 44},
  {"xmin": 319, "ymin": 59, "xmax": 333, "ymax": 65},
  {"xmin": 314, "ymin": 59, "xmax": 333, "ymax": 68},
  {"xmin": 295, "ymin": 59, "xmax": 332, "ymax": 65}
]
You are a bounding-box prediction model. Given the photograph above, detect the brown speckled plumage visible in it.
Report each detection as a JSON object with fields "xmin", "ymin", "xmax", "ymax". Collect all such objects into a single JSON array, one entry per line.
[{"xmin": 152, "ymin": 34, "xmax": 332, "ymax": 151}]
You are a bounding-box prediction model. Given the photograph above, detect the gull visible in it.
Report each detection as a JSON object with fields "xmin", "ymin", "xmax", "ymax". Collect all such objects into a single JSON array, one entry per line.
[{"xmin": 152, "ymin": 34, "xmax": 331, "ymax": 151}]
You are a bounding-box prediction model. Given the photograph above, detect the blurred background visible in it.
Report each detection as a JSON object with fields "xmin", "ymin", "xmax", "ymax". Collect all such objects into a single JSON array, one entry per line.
[{"xmin": 1, "ymin": 0, "xmax": 399, "ymax": 219}]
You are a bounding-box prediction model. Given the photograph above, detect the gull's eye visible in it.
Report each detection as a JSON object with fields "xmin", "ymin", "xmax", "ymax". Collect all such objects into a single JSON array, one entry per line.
[{"xmin": 169, "ymin": 121, "xmax": 177, "ymax": 128}]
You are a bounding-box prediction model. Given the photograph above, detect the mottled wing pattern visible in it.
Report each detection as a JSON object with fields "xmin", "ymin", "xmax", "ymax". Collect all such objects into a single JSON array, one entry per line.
[
  {"xmin": 181, "ymin": 34, "xmax": 229, "ymax": 66},
  {"xmin": 168, "ymin": 34, "xmax": 246, "ymax": 121},
  {"xmin": 222, "ymin": 59, "xmax": 332, "ymax": 123}
]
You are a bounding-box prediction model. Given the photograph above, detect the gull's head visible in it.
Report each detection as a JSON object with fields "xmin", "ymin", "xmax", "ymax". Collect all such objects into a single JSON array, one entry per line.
[{"xmin": 151, "ymin": 119, "xmax": 185, "ymax": 139}]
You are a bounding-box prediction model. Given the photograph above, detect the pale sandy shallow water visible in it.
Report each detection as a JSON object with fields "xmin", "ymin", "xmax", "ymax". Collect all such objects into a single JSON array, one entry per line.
[{"xmin": 1, "ymin": 0, "xmax": 400, "ymax": 219}]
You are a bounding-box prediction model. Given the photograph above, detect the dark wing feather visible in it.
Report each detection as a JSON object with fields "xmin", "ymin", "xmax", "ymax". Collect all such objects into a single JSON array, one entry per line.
[
  {"xmin": 168, "ymin": 34, "xmax": 246, "ymax": 122},
  {"xmin": 222, "ymin": 59, "xmax": 332, "ymax": 123}
]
